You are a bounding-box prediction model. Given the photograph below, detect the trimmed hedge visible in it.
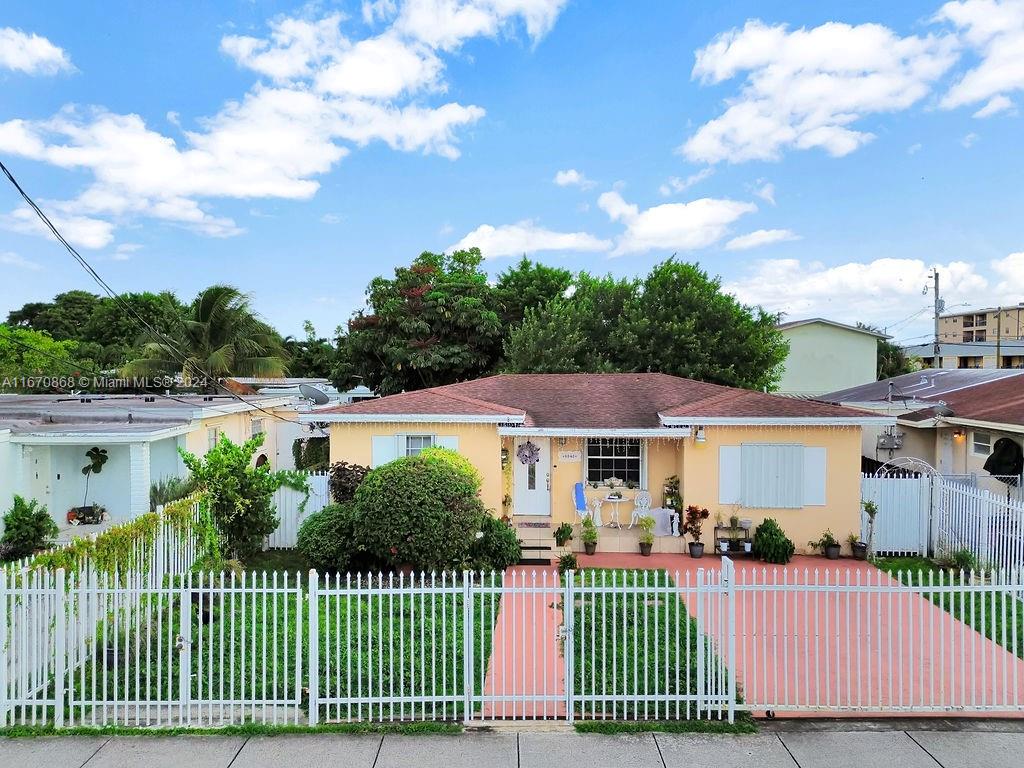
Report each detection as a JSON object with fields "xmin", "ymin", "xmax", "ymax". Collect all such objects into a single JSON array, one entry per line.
[
  {"xmin": 354, "ymin": 448, "xmax": 486, "ymax": 572},
  {"xmin": 470, "ymin": 515, "xmax": 521, "ymax": 572},
  {"xmin": 297, "ymin": 502, "xmax": 362, "ymax": 573}
]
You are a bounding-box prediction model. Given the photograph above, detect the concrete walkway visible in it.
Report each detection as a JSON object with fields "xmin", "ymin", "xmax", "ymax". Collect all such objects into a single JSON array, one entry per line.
[{"xmin": 4, "ymin": 726, "xmax": 1024, "ymax": 768}]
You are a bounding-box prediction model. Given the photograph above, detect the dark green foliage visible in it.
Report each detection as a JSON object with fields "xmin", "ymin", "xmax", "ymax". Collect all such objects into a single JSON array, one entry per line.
[
  {"xmin": 353, "ymin": 448, "xmax": 486, "ymax": 571},
  {"xmin": 554, "ymin": 522, "xmax": 574, "ymax": 547},
  {"xmin": 283, "ymin": 320, "xmax": 337, "ymax": 379},
  {"xmin": 297, "ymin": 503, "xmax": 363, "ymax": 573},
  {"xmin": 858, "ymin": 323, "xmax": 918, "ymax": 379},
  {"xmin": 752, "ymin": 518, "xmax": 795, "ymax": 564},
  {"xmin": 503, "ymin": 300, "xmax": 614, "ymax": 373},
  {"xmin": 149, "ymin": 475, "xmax": 198, "ymax": 512},
  {"xmin": 346, "ymin": 249, "xmax": 503, "ymax": 395},
  {"xmin": 494, "ymin": 257, "xmax": 573, "ymax": 328},
  {"xmin": 558, "ymin": 552, "xmax": 579, "ymax": 575},
  {"xmin": 329, "ymin": 460, "xmax": 370, "ymax": 503},
  {"xmin": 470, "ymin": 515, "xmax": 521, "ymax": 572},
  {"xmin": 180, "ymin": 433, "xmax": 307, "ymax": 559},
  {"xmin": 0, "ymin": 325, "xmax": 97, "ymax": 393},
  {"xmin": 293, "ymin": 437, "xmax": 330, "ymax": 471},
  {"xmin": 1, "ymin": 496, "xmax": 58, "ymax": 560}
]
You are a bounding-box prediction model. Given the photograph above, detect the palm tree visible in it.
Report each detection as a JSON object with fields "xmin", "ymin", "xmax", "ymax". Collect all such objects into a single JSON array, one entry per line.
[{"xmin": 125, "ymin": 285, "xmax": 288, "ymax": 387}]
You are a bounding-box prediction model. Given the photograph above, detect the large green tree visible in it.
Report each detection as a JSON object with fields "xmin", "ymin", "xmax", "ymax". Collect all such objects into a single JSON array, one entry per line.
[
  {"xmin": 611, "ymin": 261, "xmax": 788, "ymax": 390},
  {"xmin": 494, "ymin": 257, "xmax": 573, "ymax": 328},
  {"xmin": 0, "ymin": 325, "xmax": 95, "ymax": 392},
  {"xmin": 125, "ymin": 284, "xmax": 288, "ymax": 385},
  {"xmin": 346, "ymin": 249, "xmax": 502, "ymax": 395},
  {"xmin": 6, "ymin": 290, "xmax": 102, "ymax": 341},
  {"xmin": 858, "ymin": 323, "xmax": 919, "ymax": 379},
  {"xmin": 503, "ymin": 300, "xmax": 613, "ymax": 373},
  {"xmin": 283, "ymin": 320, "xmax": 336, "ymax": 379},
  {"xmin": 83, "ymin": 292, "xmax": 187, "ymax": 366}
]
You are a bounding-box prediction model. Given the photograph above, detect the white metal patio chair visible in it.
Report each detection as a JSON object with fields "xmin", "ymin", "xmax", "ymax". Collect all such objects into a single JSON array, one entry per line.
[{"xmin": 629, "ymin": 491, "xmax": 652, "ymax": 528}]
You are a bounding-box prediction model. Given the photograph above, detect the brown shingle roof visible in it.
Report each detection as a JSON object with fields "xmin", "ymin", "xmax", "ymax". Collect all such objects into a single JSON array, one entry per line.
[
  {"xmin": 315, "ymin": 373, "xmax": 877, "ymax": 427},
  {"xmin": 903, "ymin": 376, "xmax": 1024, "ymax": 428}
]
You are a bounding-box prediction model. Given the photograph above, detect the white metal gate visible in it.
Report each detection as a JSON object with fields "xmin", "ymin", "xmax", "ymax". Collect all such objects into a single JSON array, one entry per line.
[
  {"xmin": 267, "ymin": 472, "xmax": 330, "ymax": 549},
  {"xmin": 861, "ymin": 474, "xmax": 932, "ymax": 555}
]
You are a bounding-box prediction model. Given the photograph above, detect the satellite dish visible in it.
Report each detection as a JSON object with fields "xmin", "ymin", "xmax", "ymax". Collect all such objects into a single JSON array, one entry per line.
[{"xmin": 298, "ymin": 383, "xmax": 331, "ymax": 406}]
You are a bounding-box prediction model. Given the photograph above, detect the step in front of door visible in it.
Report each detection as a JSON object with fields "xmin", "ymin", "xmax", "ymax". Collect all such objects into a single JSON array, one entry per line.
[{"xmin": 518, "ymin": 541, "xmax": 552, "ymax": 566}]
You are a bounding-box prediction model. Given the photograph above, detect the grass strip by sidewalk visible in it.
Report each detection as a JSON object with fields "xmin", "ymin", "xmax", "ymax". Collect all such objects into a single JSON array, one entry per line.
[
  {"xmin": 0, "ymin": 721, "xmax": 461, "ymax": 738},
  {"xmin": 874, "ymin": 556, "xmax": 1024, "ymax": 659},
  {"xmin": 574, "ymin": 716, "xmax": 756, "ymax": 734}
]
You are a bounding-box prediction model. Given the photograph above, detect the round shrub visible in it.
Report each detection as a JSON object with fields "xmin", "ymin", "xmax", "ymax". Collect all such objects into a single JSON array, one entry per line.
[
  {"xmin": 354, "ymin": 450, "xmax": 486, "ymax": 572},
  {"xmin": 470, "ymin": 515, "xmax": 521, "ymax": 572},
  {"xmin": 297, "ymin": 502, "xmax": 362, "ymax": 573},
  {"xmin": 752, "ymin": 518, "xmax": 795, "ymax": 564},
  {"xmin": 1, "ymin": 495, "xmax": 58, "ymax": 561},
  {"xmin": 329, "ymin": 461, "xmax": 370, "ymax": 503}
]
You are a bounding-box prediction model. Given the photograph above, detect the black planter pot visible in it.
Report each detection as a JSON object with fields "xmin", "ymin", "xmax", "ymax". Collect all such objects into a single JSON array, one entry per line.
[
  {"xmin": 825, "ymin": 543, "xmax": 841, "ymax": 560},
  {"xmin": 584, "ymin": 541, "xmax": 597, "ymax": 555},
  {"xmin": 639, "ymin": 542, "xmax": 653, "ymax": 556},
  {"xmin": 688, "ymin": 542, "xmax": 705, "ymax": 559},
  {"xmin": 852, "ymin": 541, "xmax": 868, "ymax": 560}
]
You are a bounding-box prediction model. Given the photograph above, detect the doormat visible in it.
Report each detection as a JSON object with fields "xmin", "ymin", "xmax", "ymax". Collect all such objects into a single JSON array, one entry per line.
[{"xmin": 516, "ymin": 521, "xmax": 551, "ymax": 528}]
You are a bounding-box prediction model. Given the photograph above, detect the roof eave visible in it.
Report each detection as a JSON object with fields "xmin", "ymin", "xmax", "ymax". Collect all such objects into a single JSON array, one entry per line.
[
  {"xmin": 658, "ymin": 414, "xmax": 895, "ymax": 427},
  {"xmin": 299, "ymin": 412, "xmax": 526, "ymax": 424},
  {"xmin": 498, "ymin": 426, "xmax": 693, "ymax": 438}
]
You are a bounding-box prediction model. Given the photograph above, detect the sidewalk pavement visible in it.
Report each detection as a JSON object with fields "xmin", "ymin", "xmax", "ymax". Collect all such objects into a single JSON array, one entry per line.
[{"xmin": 3, "ymin": 725, "xmax": 1023, "ymax": 768}]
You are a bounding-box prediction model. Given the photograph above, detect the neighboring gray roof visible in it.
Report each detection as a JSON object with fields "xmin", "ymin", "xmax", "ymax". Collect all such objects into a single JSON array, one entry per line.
[
  {"xmin": 819, "ymin": 368, "xmax": 1024, "ymax": 405},
  {"xmin": 777, "ymin": 318, "xmax": 890, "ymax": 339},
  {"xmin": 228, "ymin": 377, "xmax": 330, "ymax": 386},
  {"xmin": 904, "ymin": 341, "xmax": 1024, "ymax": 357}
]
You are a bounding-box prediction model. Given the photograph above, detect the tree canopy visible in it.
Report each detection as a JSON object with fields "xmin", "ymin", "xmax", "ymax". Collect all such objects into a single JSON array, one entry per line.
[{"xmin": 0, "ymin": 325, "xmax": 95, "ymax": 392}]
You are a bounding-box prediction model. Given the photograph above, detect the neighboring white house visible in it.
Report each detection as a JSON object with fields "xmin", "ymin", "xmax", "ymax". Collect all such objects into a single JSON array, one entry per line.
[
  {"xmin": 776, "ymin": 318, "xmax": 888, "ymax": 396},
  {"xmin": 0, "ymin": 393, "xmax": 297, "ymax": 531}
]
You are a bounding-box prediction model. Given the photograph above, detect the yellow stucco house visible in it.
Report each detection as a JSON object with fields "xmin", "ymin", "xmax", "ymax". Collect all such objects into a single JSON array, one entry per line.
[{"xmin": 306, "ymin": 374, "xmax": 891, "ymax": 554}]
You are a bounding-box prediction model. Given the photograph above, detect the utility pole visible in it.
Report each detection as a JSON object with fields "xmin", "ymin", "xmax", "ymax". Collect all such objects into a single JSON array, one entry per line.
[
  {"xmin": 997, "ymin": 306, "xmax": 1002, "ymax": 368},
  {"xmin": 925, "ymin": 269, "xmax": 944, "ymax": 363}
]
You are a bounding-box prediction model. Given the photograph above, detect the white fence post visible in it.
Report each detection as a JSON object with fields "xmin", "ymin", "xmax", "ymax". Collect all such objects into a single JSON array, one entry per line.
[
  {"xmin": 0, "ymin": 568, "xmax": 7, "ymax": 728},
  {"xmin": 462, "ymin": 571, "xmax": 473, "ymax": 724},
  {"xmin": 721, "ymin": 556, "xmax": 736, "ymax": 724},
  {"xmin": 695, "ymin": 567, "xmax": 705, "ymax": 717},
  {"xmin": 307, "ymin": 570, "xmax": 319, "ymax": 726},
  {"xmin": 53, "ymin": 568, "xmax": 66, "ymax": 729},
  {"xmin": 178, "ymin": 575, "xmax": 192, "ymax": 725},
  {"xmin": 563, "ymin": 570, "xmax": 575, "ymax": 724}
]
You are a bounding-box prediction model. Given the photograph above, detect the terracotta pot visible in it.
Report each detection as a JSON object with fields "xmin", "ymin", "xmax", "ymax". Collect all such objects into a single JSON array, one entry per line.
[
  {"xmin": 584, "ymin": 542, "xmax": 597, "ymax": 555},
  {"xmin": 688, "ymin": 542, "xmax": 704, "ymax": 559},
  {"xmin": 639, "ymin": 542, "xmax": 653, "ymax": 556}
]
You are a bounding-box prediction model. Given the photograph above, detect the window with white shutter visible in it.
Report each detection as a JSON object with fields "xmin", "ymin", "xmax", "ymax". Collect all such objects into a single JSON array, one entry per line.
[{"xmin": 719, "ymin": 443, "xmax": 825, "ymax": 508}]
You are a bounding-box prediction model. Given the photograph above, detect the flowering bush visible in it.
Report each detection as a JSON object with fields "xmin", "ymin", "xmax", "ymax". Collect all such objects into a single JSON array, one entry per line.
[{"xmin": 682, "ymin": 505, "xmax": 710, "ymax": 543}]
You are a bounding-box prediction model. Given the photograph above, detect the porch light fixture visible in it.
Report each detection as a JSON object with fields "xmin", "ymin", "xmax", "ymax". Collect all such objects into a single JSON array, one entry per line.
[
  {"xmin": 953, "ymin": 429, "xmax": 966, "ymax": 440},
  {"xmin": 695, "ymin": 426, "xmax": 706, "ymax": 444}
]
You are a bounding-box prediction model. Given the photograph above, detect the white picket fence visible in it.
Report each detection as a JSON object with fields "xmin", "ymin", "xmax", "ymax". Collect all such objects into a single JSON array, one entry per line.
[
  {"xmin": 1, "ymin": 508, "xmax": 200, "ymax": 727},
  {"xmin": 862, "ymin": 474, "xmax": 1024, "ymax": 572},
  {"xmin": 266, "ymin": 472, "xmax": 331, "ymax": 549},
  {"xmin": 7, "ymin": 553, "xmax": 1024, "ymax": 727}
]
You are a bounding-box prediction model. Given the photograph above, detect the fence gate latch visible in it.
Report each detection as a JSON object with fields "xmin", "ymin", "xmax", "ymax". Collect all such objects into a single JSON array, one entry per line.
[
  {"xmin": 556, "ymin": 624, "xmax": 569, "ymax": 641},
  {"xmin": 174, "ymin": 634, "xmax": 190, "ymax": 651}
]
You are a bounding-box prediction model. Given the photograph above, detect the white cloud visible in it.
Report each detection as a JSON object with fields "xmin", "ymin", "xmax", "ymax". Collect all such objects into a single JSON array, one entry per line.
[
  {"xmin": 961, "ymin": 131, "xmax": 980, "ymax": 147},
  {"xmin": 658, "ymin": 168, "xmax": 714, "ymax": 196},
  {"xmin": 907, "ymin": 142, "xmax": 923, "ymax": 154},
  {"xmin": 110, "ymin": 243, "xmax": 142, "ymax": 261},
  {"xmin": 751, "ymin": 179, "xmax": 775, "ymax": 205},
  {"xmin": 1, "ymin": 4, "xmax": 568, "ymax": 247},
  {"xmin": 725, "ymin": 228, "xmax": 800, "ymax": 251},
  {"xmin": 724, "ymin": 257, "xmax": 989, "ymax": 331},
  {"xmin": 553, "ymin": 168, "xmax": 595, "ymax": 189},
  {"xmin": 972, "ymin": 93, "xmax": 1015, "ymax": 117},
  {"xmin": 937, "ymin": 0, "xmax": 1024, "ymax": 111},
  {"xmin": 449, "ymin": 220, "xmax": 611, "ymax": 258},
  {"xmin": 0, "ymin": 27, "xmax": 73, "ymax": 75},
  {"xmin": 682, "ymin": 20, "xmax": 958, "ymax": 164},
  {"xmin": 991, "ymin": 251, "xmax": 1024, "ymax": 293},
  {"xmin": 0, "ymin": 251, "xmax": 42, "ymax": 271},
  {"xmin": 597, "ymin": 191, "xmax": 756, "ymax": 256},
  {"xmin": 2, "ymin": 204, "xmax": 115, "ymax": 249}
]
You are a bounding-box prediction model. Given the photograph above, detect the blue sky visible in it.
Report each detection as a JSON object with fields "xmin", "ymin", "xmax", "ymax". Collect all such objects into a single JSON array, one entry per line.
[{"xmin": 1, "ymin": 0, "xmax": 1022, "ymax": 347}]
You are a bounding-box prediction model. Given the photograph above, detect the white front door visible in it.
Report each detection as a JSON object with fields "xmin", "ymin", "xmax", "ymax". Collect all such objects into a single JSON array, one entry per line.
[
  {"xmin": 938, "ymin": 430, "xmax": 954, "ymax": 475},
  {"xmin": 512, "ymin": 438, "xmax": 551, "ymax": 516}
]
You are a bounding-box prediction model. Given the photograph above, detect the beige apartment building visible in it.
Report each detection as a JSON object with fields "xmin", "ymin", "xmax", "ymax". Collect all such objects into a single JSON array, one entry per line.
[{"xmin": 938, "ymin": 304, "xmax": 1024, "ymax": 343}]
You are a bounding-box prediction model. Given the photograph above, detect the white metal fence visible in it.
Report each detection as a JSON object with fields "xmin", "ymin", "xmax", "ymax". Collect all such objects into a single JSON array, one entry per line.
[
  {"xmin": 863, "ymin": 474, "xmax": 1024, "ymax": 572},
  {"xmin": 266, "ymin": 472, "xmax": 330, "ymax": 549}
]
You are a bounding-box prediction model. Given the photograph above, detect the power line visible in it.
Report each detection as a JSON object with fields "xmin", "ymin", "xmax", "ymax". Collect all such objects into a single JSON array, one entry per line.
[{"xmin": 0, "ymin": 159, "xmax": 305, "ymax": 427}]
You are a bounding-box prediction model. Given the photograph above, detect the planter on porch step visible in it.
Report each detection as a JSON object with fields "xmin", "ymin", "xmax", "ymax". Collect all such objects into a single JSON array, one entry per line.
[
  {"xmin": 639, "ymin": 542, "xmax": 653, "ymax": 556},
  {"xmin": 851, "ymin": 541, "xmax": 868, "ymax": 560},
  {"xmin": 584, "ymin": 541, "xmax": 597, "ymax": 555},
  {"xmin": 688, "ymin": 542, "xmax": 704, "ymax": 559},
  {"xmin": 824, "ymin": 543, "xmax": 841, "ymax": 560}
]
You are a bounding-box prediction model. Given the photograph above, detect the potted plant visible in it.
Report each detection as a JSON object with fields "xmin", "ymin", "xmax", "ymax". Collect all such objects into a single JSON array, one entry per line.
[
  {"xmin": 729, "ymin": 514, "xmax": 739, "ymax": 529},
  {"xmin": 743, "ymin": 539, "xmax": 753, "ymax": 554},
  {"xmin": 554, "ymin": 522, "xmax": 574, "ymax": 548},
  {"xmin": 663, "ymin": 475, "xmax": 681, "ymax": 510},
  {"xmin": 848, "ymin": 533, "xmax": 868, "ymax": 560},
  {"xmin": 861, "ymin": 499, "xmax": 879, "ymax": 558},
  {"xmin": 809, "ymin": 529, "xmax": 842, "ymax": 560},
  {"xmin": 558, "ymin": 551, "xmax": 578, "ymax": 576},
  {"xmin": 682, "ymin": 504, "xmax": 709, "ymax": 558},
  {"xmin": 581, "ymin": 516, "xmax": 598, "ymax": 555},
  {"xmin": 637, "ymin": 515, "xmax": 655, "ymax": 556},
  {"xmin": 72, "ymin": 446, "xmax": 108, "ymax": 524}
]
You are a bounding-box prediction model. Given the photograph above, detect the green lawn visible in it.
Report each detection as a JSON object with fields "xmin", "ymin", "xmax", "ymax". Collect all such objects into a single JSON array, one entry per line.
[
  {"xmin": 874, "ymin": 556, "xmax": 1024, "ymax": 659},
  {"xmin": 571, "ymin": 569, "xmax": 734, "ymax": 722},
  {"xmin": 66, "ymin": 564, "xmax": 499, "ymax": 725}
]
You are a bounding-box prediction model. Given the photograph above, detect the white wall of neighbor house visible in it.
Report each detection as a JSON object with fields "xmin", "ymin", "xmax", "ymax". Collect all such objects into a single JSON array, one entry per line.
[
  {"xmin": 0, "ymin": 431, "xmax": 25, "ymax": 526},
  {"xmin": 49, "ymin": 443, "xmax": 132, "ymax": 524},
  {"xmin": 777, "ymin": 323, "xmax": 878, "ymax": 395},
  {"xmin": 149, "ymin": 434, "xmax": 187, "ymax": 482}
]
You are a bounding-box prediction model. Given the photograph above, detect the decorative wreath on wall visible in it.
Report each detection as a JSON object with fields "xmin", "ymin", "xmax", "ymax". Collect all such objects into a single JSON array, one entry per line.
[{"xmin": 516, "ymin": 441, "xmax": 540, "ymax": 465}]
